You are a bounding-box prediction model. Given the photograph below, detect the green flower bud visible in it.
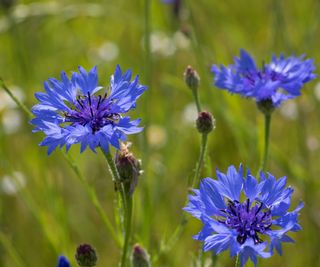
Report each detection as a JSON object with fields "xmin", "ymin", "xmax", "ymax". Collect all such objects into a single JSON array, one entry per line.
[
  {"xmin": 75, "ymin": 244, "xmax": 97, "ymax": 267},
  {"xmin": 196, "ymin": 111, "xmax": 215, "ymax": 134},
  {"xmin": 115, "ymin": 143, "xmax": 142, "ymax": 195},
  {"xmin": 184, "ymin": 65, "xmax": 200, "ymax": 91},
  {"xmin": 131, "ymin": 244, "xmax": 150, "ymax": 267}
]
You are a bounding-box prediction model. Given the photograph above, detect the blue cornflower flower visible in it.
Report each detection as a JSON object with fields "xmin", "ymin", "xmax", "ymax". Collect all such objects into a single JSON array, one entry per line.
[
  {"xmin": 211, "ymin": 49, "xmax": 316, "ymax": 107},
  {"xmin": 57, "ymin": 255, "xmax": 70, "ymax": 267},
  {"xmin": 31, "ymin": 66, "xmax": 147, "ymax": 154},
  {"xmin": 184, "ymin": 165, "xmax": 303, "ymax": 267}
]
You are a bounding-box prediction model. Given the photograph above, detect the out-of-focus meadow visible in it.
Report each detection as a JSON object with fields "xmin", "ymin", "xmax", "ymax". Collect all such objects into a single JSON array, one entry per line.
[{"xmin": 0, "ymin": 0, "xmax": 320, "ymax": 266}]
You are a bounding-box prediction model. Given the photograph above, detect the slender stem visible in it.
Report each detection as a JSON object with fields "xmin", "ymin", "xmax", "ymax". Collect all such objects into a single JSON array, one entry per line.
[
  {"xmin": 199, "ymin": 246, "xmax": 205, "ymax": 267},
  {"xmin": 191, "ymin": 133, "xmax": 208, "ymax": 188},
  {"xmin": 101, "ymin": 149, "xmax": 134, "ymax": 267},
  {"xmin": 211, "ymin": 252, "xmax": 217, "ymax": 267},
  {"xmin": 102, "ymin": 149, "xmax": 122, "ymax": 182},
  {"xmin": 0, "ymin": 78, "xmax": 33, "ymax": 119},
  {"xmin": 101, "ymin": 149, "xmax": 128, "ymax": 227},
  {"xmin": 120, "ymin": 195, "xmax": 133, "ymax": 267},
  {"xmin": 235, "ymin": 255, "xmax": 241, "ymax": 267},
  {"xmin": 260, "ymin": 114, "xmax": 272, "ymax": 172},
  {"xmin": 192, "ymin": 89, "xmax": 201, "ymax": 113},
  {"xmin": 154, "ymin": 133, "xmax": 208, "ymax": 262},
  {"xmin": 62, "ymin": 152, "xmax": 121, "ymax": 246}
]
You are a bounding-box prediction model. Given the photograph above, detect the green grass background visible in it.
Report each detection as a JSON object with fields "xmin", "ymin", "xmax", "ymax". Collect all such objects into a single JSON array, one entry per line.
[{"xmin": 0, "ymin": 0, "xmax": 320, "ymax": 266}]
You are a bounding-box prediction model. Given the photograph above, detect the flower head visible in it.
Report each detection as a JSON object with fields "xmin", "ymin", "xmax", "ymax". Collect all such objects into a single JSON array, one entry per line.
[
  {"xmin": 211, "ymin": 49, "xmax": 316, "ymax": 107},
  {"xmin": 184, "ymin": 165, "xmax": 303, "ymax": 267},
  {"xmin": 31, "ymin": 65, "xmax": 147, "ymax": 154},
  {"xmin": 75, "ymin": 243, "xmax": 97, "ymax": 267}
]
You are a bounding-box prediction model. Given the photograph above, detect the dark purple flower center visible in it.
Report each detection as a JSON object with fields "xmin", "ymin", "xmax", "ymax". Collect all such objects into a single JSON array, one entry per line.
[
  {"xmin": 63, "ymin": 92, "xmax": 119, "ymax": 133},
  {"xmin": 219, "ymin": 199, "xmax": 272, "ymax": 245},
  {"xmin": 243, "ymin": 68, "xmax": 285, "ymax": 87}
]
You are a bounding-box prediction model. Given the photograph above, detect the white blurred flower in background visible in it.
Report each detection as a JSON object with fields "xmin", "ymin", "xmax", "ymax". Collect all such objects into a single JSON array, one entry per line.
[
  {"xmin": 0, "ymin": 85, "xmax": 24, "ymax": 134},
  {"xmin": 1, "ymin": 171, "xmax": 26, "ymax": 195}
]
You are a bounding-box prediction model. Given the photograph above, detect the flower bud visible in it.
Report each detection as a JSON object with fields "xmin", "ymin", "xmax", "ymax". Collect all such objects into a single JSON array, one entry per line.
[
  {"xmin": 75, "ymin": 244, "xmax": 97, "ymax": 267},
  {"xmin": 131, "ymin": 244, "xmax": 150, "ymax": 267},
  {"xmin": 184, "ymin": 65, "xmax": 200, "ymax": 91},
  {"xmin": 257, "ymin": 99, "xmax": 275, "ymax": 115},
  {"xmin": 115, "ymin": 143, "xmax": 142, "ymax": 195},
  {"xmin": 57, "ymin": 256, "xmax": 70, "ymax": 267},
  {"xmin": 196, "ymin": 111, "xmax": 215, "ymax": 134}
]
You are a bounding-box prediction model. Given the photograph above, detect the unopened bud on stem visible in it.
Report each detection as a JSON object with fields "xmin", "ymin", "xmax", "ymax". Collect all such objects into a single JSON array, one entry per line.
[
  {"xmin": 132, "ymin": 244, "xmax": 150, "ymax": 267},
  {"xmin": 115, "ymin": 143, "xmax": 142, "ymax": 196},
  {"xmin": 184, "ymin": 65, "xmax": 200, "ymax": 92},
  {"xmin": 75, "ymin": 244, "xmax": 97, "ymax": 267},
  {"xmin": 196, "ymin": 111, "xmax": 215, "ymax": 134}
]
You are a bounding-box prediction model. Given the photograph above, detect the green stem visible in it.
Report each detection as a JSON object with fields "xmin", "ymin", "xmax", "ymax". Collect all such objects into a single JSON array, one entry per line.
[
  {"xmin": 235, "ymin": 255, "xmax": 240, "ymax": 267},
  {"xmin": 154, "ymin": 133, "xmax": 208, "ymax": 262},
  {"xmin": 62, "ymin": 152, "xmax": 121, "ymax": 247},
  {"xmin": 102, "ymin": 149, "xmax": 122, "ymax": 182},
  {"xmin": 192, "ymin": 89, "xmax": 201, "ymax": 113},
  {"xmin": 199, "ymin": 246, "xmax": 205, "ymax": 267},
  {"xmin": 260, "ymin": 114, "xmax": 272, "ymax": 172},
  {"xmin": 211, "ymin": 253, "xmax": 217, "ymax": 267},
  {"xmin": 0, "ymin": 78, "xmax": 33, "ymax": 119},
  {"xmin": 120, "ymin": 195, "xmax": 133, "ymax": 267},
  {"xmin": 101, "ymin": 149, "xmax": 133, "ymax": 267},
  {"xmin": 191, "ymin": 133, "xmax": 208, "ymax": 188}
]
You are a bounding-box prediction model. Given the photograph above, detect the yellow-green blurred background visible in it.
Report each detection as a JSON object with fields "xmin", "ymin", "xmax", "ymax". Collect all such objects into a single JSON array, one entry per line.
[{"xmin": 0, "ymin": 0, "xmax": 320, "ymax": 266}]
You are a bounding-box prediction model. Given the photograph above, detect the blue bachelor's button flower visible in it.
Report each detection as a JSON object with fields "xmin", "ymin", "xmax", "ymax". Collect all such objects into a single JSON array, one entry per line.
[
  {"xmin": 31, "ymin": 65, "xmax": 147, "ymax": 155},
  {"xmin": 184, "ymin": 165, "xmax": 303, "ymax": 267},
  {"xmin": 57, "ymin": 255, "xmax": 70, "ymax": 267},
  {"xmin": 211, "ymin": 49, "xmax": 316, "ymax": 107}
]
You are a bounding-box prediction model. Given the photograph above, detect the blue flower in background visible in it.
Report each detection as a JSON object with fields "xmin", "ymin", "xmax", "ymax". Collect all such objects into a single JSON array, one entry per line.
[
  {"xmin": 57, "ymin": 255, "xmax": 70, "ymax": 267},
  {"xmin": 184, "ymin": 165, "xmax": 303, "ymax": 267},
  {"xmin": 31, "ymin": 66, "xmax": 147, "ymax": 154},
  {"xmin": 211, "ymin": 49, "xmax": 316, "ymax": 107}
]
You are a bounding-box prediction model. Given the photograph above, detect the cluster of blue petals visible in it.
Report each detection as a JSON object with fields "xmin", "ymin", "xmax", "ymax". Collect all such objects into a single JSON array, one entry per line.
[
  {"xmin": 57, "ymin": 256, "xmax": 70, "ymax": 267},
  {"xmin": 211, "ymin": 49, "xmax": 316, "ymax": 106},
  {"xmin": 184, "ymin": 165, "xmax": 303, "ymax": 267},
  {"xmin": 31, "ymin": 65, "xmax": 147, "ymax": 154}
]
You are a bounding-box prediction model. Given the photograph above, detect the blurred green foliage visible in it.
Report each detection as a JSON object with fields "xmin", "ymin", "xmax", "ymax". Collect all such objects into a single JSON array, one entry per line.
[{"xmin": 0, "ymin": 0, "xmax": 320, "ymax": 266}]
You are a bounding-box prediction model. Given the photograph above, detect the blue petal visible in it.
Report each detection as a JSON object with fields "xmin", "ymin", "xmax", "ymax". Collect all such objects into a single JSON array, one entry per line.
[
  {"xmin": 73, "ymin": 66, "xmax": 100, "ymax": 95},
  {"xmin": 243, "ymin": 174, "xmax": 259, "ymax": 201},
  {"xmin": 203, "ymin": 234, "xmax": 232, "ymax": 254},
  {"xmin": 200, "ymin": 178, "xmax": 226, "ymax": 211},
  {"xmin": 215, "ymin": 165, "xmax": 243, "ymax": 201}
]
